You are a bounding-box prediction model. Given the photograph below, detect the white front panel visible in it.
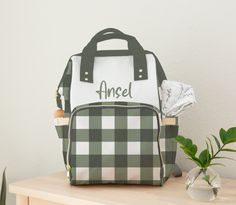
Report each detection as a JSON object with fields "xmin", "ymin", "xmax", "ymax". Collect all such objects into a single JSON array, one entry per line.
[{"xmin": 70, "ymin": 54, "xmax": 159, "ymax": 110}]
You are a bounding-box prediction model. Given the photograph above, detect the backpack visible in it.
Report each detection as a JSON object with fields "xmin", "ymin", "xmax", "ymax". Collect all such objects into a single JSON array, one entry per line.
[{"xmin": 55, "ymin": 28, "xmax": 181, "ymax": 185}]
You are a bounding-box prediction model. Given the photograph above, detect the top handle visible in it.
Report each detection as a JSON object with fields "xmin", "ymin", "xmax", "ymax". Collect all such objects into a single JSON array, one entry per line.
[
  {"xmin": 80, "ymin": 29, "xmax": 148, "ymax": 83},
  {"xmin": 91, "ymin": 28, "xmax": 125, "ymax": 41}
]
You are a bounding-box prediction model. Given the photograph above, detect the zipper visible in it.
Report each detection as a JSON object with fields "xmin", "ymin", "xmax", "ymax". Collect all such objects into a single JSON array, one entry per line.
[{"xmin": 66, "ymin": 103, "xmax": 163, "ymax": 179}]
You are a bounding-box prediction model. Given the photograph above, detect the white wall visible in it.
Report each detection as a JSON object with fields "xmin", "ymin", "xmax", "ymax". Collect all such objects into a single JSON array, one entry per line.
[{"xmin": 0, "ymin": 0, "xmax": 236, "ymax": 204}]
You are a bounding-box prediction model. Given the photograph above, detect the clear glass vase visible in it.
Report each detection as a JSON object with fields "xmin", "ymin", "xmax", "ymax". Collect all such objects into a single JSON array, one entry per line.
[{"xmin": 185, "ymin": 167, "xmax": 221, "ymax": 201}]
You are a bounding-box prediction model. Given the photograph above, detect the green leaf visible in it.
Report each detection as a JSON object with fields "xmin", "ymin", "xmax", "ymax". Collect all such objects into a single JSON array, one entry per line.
[
  {"xmin": 227, "ymin": 127, "xmax": 236, "ymax": 135},
  {"xmin": 218, "ymin": 127, "xmax": 236, "ymax": 145},
  {"xmin": 0, "ymin": 169, "xmax": 6, "ymax": 205},
  {"xmin": 202, "ymin": 175, "xmax": 210, "ymax": 184},
  {"xmin": 219, "ymin": 128, "xmax": 228, "ymax": 145},
  {"xmin": 199, "ymin": 149, "xmax": 211, "ymax": 167},
  {"xmin": 224, "ymin": 127, "xmax": 236, "ymax": 144},
  {"xmin": 176, "ymin": 135, "xmax": 186, "ymax": 145},
  {"xmin": 207, "ymin": 137, "xmax": 214, "ymax": 156},
  {"xmin": 187, "ymin": 157, "xmax": 203, "ymax": 167},
  {"xmin": 212, "ymin": 135, "xmax": 221, "ymax": 149},
  {"xmin": 206, "ymin": 142, "xmax": 210, "ymax": 162},
  {"xmin": 176, "ymin": 136, "xmax": 193, "ymax": 148},
  {"xmin": 183, "ymin": 144, "xmax": 197, "ymax": 157},
  {"xmin": 182, "ymin": 147, "xmax": 193, "ymax": 158},
  {"xmin": 176, "ymin": 136, "xmax": 197, "ymax": 157},
  {"xmin": 191, "ymin": 144, "xmax": 198, "ymax": 156},
  {"xmin": 221, "ymin": 148, "xmax": 236, "ymax": 152}
]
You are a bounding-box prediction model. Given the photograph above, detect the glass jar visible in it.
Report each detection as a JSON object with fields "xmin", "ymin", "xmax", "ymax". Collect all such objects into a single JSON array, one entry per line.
[{"xmin": 185, "ymin": 167, "xmax": 221, "ymax": 201}]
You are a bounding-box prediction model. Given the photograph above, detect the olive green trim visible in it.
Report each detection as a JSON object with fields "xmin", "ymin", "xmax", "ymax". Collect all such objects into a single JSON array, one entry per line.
[
  {"xmin": 80, "ymin": 32, "xmax": 147, "ymax": 83},
  {"xmin": 91, "ymin": 28, "xmax": 125, "ymax": 41},
  {"xmin": 149, "ymin": 51, "xmax": 167, "ymax": 119},
  {"xmin": 74, "ymin": 50, "xmax": 153, "ymax": 57},
  {"xmin": 56, "ymin": 59, "xmax": 72, "ymax": 110},
  {"xmin": 150, "ymin": 52, "xmax": 167, "ymax": 86},
  {"xmin": 57, "ymin": 59, "xmax": 72, "ymax": 91},
  {"xmin": 72, "ymin": 50, "xmax": 166, "ymax": 86}
]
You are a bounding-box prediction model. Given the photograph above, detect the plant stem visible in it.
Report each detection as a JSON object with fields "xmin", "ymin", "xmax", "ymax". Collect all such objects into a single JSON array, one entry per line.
[
  {"xmin": 188, "ymin": 144, "xmax": 224, "ymax": 188},
  {"xmin": 186, "ymin": 169, "xmax": 203, "ymax": 190},
  {"xmin": 210, "ymin": 144, "xmax": 225, "ymax": 164}
]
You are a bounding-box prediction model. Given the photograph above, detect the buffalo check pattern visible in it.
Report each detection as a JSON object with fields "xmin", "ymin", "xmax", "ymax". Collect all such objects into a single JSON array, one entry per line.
[
  {"xmin": 160, "ymin": 125, "xmax": 178, "ymax": 182},
  {"xmin": 68, "ymin": 102, "xmax": 165, "ymax": 185},
  {"xmin": 55, "ymin": 66, "xmax": 178, "ymax": 185}
]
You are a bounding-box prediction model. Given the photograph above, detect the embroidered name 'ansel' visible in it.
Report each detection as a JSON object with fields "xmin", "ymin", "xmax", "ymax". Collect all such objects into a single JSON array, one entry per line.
[{"xmin": 96, "ymin": 80, "xmax": 133, "ymax": 99}]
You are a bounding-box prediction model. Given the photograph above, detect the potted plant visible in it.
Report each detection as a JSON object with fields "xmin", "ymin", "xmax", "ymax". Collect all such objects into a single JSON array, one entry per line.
[
  {"xmin": 176, "ymin": 127, "xmax": 236, "ymax": 201},
  {"xmin": 0, "ymin": 169, "xmax": 6, "ymax": 205}
]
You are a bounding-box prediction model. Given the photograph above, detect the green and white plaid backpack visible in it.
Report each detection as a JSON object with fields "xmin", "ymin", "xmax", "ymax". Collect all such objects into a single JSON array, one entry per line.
[{"xmin": 55, "ymin": 28, "xmax": 181, "ymax": 186}]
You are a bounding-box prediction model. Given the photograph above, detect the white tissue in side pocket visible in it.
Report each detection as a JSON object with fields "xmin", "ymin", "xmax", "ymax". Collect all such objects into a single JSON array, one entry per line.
[{"xmin": 161, "ymin": 80, "xmax": 196, "ymax": 117}]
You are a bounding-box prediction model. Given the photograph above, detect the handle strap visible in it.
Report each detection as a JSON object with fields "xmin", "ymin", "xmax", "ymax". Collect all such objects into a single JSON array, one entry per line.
[
  {"xmin": 80, "ymin": 29, "xmax": 148, "ymax": 83},
  {"xmin": 91, "ymin": 28, "xmax": 125, "ymax": 41}
]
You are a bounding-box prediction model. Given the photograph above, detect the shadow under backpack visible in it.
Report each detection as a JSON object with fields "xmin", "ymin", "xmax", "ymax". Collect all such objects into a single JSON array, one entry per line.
[{"xmin": 55, "ymin": 28, "xmax": 182, "ymax": 186}]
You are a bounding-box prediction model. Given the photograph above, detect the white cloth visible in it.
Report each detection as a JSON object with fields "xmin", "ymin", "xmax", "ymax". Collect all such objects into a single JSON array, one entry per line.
[{"xmin": 161, "ymin": 80, "xmax": 196, "ymax": 117}]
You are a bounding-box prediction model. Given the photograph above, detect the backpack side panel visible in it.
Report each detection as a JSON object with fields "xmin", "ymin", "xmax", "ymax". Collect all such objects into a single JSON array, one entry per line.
[{"xmin": 55, "ymin": 59, "xmax": 72, "ymax": 164}]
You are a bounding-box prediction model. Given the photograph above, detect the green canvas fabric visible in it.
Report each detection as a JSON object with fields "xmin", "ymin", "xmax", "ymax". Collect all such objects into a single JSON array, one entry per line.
[
  {"xmin": 67, "ymin": 102, "xmax": 167, "ymax": 185},
  {"xmin": 55, "ymin": 63, "xmax": 179, "ymax": 184},
  {"xmin": 160, "ymin": 125, "xmax": 178, "ymax": 182},
  {"xmin": 54, "ymin": 29, "xmax": 181, "ymax": 184}
]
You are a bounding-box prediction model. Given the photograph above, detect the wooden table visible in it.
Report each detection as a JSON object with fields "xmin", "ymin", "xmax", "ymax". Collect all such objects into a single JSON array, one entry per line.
[{"xmin": 9, "ymin": 172, "xmax": 236, "ymax": 205}]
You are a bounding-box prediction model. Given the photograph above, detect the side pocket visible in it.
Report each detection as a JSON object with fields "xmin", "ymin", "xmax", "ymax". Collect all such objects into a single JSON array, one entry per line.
[
  {"xmin": 54, "ymin": 117, "xmax": 69, "ymax": 139},
  {"xmin": 55, "ymin": 124, "xmax": 69, "ymax": 165},
  {"xmin": 55, "ymin": 125, "xmax": 68, "ymax": 139},
  {"xmin": 160, "ymin": 124, "xmax": 179, "ymax": 181}
]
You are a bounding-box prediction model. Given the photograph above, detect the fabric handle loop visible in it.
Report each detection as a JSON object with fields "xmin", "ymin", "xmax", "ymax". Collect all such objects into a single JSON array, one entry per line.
[
  {"xmin": 91, "ymin": 28, "xmax": 125, "ymax": 41},
  {"xmin": 80, "ymin": 29, "xmax": 148, "ymax": 83}
]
